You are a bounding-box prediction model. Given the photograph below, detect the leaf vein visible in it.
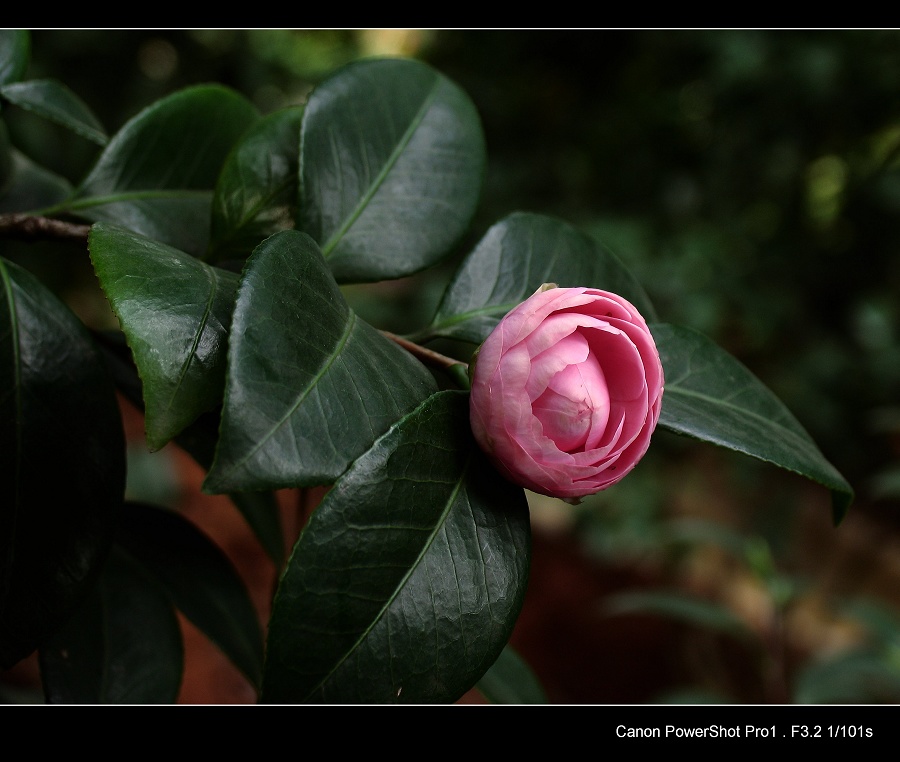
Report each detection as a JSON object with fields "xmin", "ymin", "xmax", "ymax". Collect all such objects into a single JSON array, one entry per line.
[{"xmin": 321, "ymin": 81, "xmax": 441, "ymax": 256}]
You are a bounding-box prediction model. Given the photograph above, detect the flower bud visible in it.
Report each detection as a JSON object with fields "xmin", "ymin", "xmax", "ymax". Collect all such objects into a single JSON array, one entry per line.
[{"xmin": 469, "ymin": 285, "xmax": 664, "ymax": 500}]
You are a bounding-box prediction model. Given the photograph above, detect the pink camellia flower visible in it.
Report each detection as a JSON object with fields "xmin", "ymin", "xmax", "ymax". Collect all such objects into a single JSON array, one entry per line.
[{"xmin": 469, "ymin": 284, "xmax": 664, "ymax": 501}]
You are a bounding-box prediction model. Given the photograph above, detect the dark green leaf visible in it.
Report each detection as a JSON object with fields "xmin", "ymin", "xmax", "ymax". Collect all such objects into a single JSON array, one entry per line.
[
  {"xmin": 89, "ymin": 223, "xmax": 239, "ymax": 451},
  {"xmin": 0, "ymin": 31, "xmax": 29, "ymax": 86},
  {"xmin": 39, "ymin": 545, "xmax": 183, "ymax": 704},
  {"xmin": 603, "ymin": 591, "xmax": 751, "ymax": 638},
  {"xmin": 652, "ymin": 323, "xmax": 854, "ymax": 523},
  {"xmin": 475, "ymin": 645, "xmax": 548, "ymax": 704},
  {"xmin": 261, "ymin": 390, "xmax": 531, "ymax": 703},
  {"xmin": 425, "ymin": 212, "xmax": 657, "ymax": 346},
  {"xmin": 0, "ymin": 79, "xmax": 107, "ymax": 145},
  {"xmin": 62, "ymin": 85, "xmax": 259, "ymax": 256},
  {"xmin": 115, "ymin": 502, "xmax": 264, "ymax": 690},
  {"xmin": 208, "ymin": 106, "xmax": 302, "ymax": 263},
  {"xmin": 0, "ymin": 258, "xmax": 125, "ymax": 669},
  {"xmin": 203, "ymin": 230, "xmax": 438, "ymax": 494},
  {"xmin": 300, "ymin": 57, "xmax": 486, "ymax": 283},
  {"xmin": 0, "ymin": 150, "xmax": 72, "ymax": 213}
]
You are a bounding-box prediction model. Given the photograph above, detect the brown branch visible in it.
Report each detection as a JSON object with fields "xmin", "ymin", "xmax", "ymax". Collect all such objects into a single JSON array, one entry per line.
[
  {"xmin": 0, "ymin": 213, "xmax": 90, "ymax": 243},
  {"xmin": 380, "ymin": 330, "xmax": 468, "ymax": 373}
]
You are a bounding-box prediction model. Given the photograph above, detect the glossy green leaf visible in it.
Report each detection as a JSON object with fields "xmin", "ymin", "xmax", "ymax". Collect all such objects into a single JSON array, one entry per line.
[
  {"xmin": 114, "ymin": 502, "xmax": 264, "ymax": 689},
  {"xmin": 208, "ymin": 106, "xmax": 302, "ymax": 263},
  {"xmin": 424, "ymin": 211, "xmax": 657, "ymax": 346},
  {"xmin": 0, "ymin": 30, "xmax": 29, "ymax": 86},
  {"xmin": 603, "ymin": 591, "xmax": 751, "ymax": 639},
  {"xmin": 475, "ymin": 644, "xmax": 548, "ymax": 704},
  {"xmin": 39, "ymin": 545, "xmax": 183, "ymax": 704},
  {"xmin": 61, "ymin": 85, "xmax": 259, "ymax": 256},
  {"xmin": 0, "ymin": 150, "xmax": 72, "ymax": 213},
  {"xmin": 203, "ymin": 230, "xmax": 438, "ymax": 494},
  {"xmin": 0, "ymin": 79, "xmax": 107, "ymax": 145},
  {"xmin": 0, "ymin": 257, "xmax": 125, "ymax": 669},
  {"xmin": 300, "ymin": 57, "xmax": 486, "ymax": 283},
  {"xmin": 89, "ymin": 223, "xmax": 239, "ymax": 451},
  {"xmin": 261, "ymin": 390, "xmax": 531, "ymax": 704},
  {"xmin": 652, "ymin": 323, "xmax": 854, "ymax": 523}
]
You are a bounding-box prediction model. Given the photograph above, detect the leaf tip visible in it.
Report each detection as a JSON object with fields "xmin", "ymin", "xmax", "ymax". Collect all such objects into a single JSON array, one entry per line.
[{"xmin": 830, "ymin": 486, "xmax": 855, "ymax": 527}]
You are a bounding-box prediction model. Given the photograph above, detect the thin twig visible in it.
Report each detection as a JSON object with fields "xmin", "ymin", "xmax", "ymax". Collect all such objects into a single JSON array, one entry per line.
[
  {"xmin": 380, "ymin": 330, "xmax": 468, "ymax": 373},
  {"xmin": 0, "ymin": 213, "xmax": 90, "ymax": 242}
]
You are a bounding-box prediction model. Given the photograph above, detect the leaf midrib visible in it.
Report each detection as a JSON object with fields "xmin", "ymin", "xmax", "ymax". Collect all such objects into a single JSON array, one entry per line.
[
  {"xmin": 220, "ymin": 310, "xmax": 358, "ymax": 483},
  {"xmin": 664, "ymin": 384, "xmax": 806, "ymax": 444},
  {"xmin": 306, "ymin": 455, "xmax": 472, "ymax": 701},
  {"xmin": 663, "ymin": 385, "xmax": 850, "ymax": 494},
  {"xmin": 160, "ymin": 262, "xmax": 219, "ymax": 421},
  {"xmin": 39, "ymin": 189, "xmax": 210, "ymax": 216},
  {"xmin": 321, "ymin": 80, "xmax": 440, "ymax": 256},
  {"xmin": 429, "ymin": 301, "xmax": 520, "ymax": 336}
]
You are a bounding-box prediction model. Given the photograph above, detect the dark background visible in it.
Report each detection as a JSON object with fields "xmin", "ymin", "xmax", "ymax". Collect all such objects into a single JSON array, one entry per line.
[{"xmin": 3, "ymin": 29, "xmax": 899, "ymax": 704}]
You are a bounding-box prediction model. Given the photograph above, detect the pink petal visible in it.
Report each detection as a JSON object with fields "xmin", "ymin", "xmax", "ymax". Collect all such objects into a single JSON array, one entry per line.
[{"xmin": 525, "ymin": 329, "xmax": 589, "ymax": 401}]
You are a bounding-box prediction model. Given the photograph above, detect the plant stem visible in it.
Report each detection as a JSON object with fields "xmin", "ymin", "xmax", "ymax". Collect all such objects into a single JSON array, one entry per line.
[
  {"xmin": 380, "ymin": 330, "xmax": 470, "ymax": 389},
  {"xmin": 0, "ymin": 213, "xmax": 90, "ymax": 242}
]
